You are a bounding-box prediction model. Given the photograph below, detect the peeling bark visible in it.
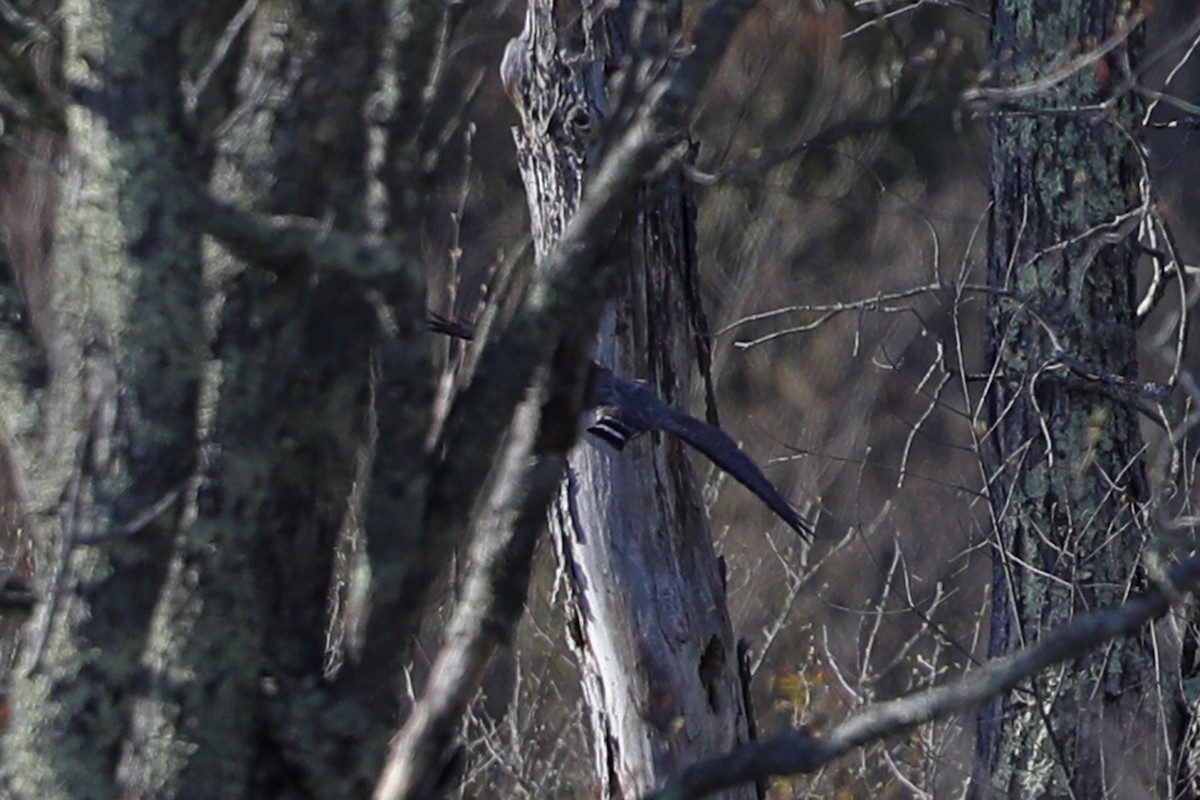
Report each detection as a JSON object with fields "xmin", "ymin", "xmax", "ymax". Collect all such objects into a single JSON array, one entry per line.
[{"xmin": 507, "ymin": 2, "xmax": 756, "ymax": 797}]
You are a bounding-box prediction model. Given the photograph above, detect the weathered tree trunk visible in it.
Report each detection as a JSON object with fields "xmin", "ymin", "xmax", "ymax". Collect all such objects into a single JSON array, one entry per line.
[
  {"xmin": 975, "ymin": 2, "xmax": 1162, "ymax": 796},
  {"xmin": 506, "ymin": 3, "xmax": 755, "ymax": 798},
  {"xmin": 552, "ymin": 191, "xmax": 753, "ymax": 800}
]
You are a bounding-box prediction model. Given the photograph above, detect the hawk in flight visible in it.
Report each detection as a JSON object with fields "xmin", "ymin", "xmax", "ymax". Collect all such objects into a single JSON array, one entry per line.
[{"xmin": 429, "ymin": 313, "xmax": 812, "ymax": 541}]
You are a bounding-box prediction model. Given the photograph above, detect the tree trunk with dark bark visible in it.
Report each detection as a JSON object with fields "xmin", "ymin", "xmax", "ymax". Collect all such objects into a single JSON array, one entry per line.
[{"xmin": 975, "ymin": 2, "xmax": 1163, "ymax": 796}]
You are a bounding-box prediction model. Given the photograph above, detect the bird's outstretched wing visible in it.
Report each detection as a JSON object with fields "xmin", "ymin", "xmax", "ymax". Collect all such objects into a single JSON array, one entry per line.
[
  {"xmin": 428, "ymin": 312, "xmax": 477, "ymax": 341},
  {"xmin": 427, "ymin": 312, "xmax": 812, "ymax": 541},
  {"xmin": 590, "ymin": 369, "xmax": 811, "ymax": 542}
]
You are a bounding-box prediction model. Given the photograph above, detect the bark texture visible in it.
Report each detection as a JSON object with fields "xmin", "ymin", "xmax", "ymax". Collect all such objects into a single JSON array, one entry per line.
[
  {"xmin": 506, "ymin": 3, "xmax": 755, "ymax": 798},
  {"xmin": 0, "ymin": 4, "xmax": 219, "ymax": 796},
  {"xmin": 0, "ymin": 0, "xmax": 756, "ymax": 796},
  {"xmin": 975, "ymin": 2, "xmax": 1161, "ymax": 797},
  {"xmin": 0, "ymin": 2, "xmax": 438, "ymax": 797}
]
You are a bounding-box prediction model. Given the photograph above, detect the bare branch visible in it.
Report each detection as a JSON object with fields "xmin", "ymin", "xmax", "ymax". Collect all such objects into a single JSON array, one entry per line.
[
  {"xmin": 645, "ymin": 550, "xmax": 1200, "ymax": 800},
  {"xmin": 961, "ymin": 14, "xmax": 1143, "ymax": 107},
  {"xmin": 183, "ymin": 0, "xmax": 260, "ymax": 118},
  {"xmin": 198, "ymin": 196, "xmax": 424, "ymax": 288},
  {"xmin": 721, "ymin": 282, "xmax": 1005, "ymax": 349},
  {"xmin": 373, "ymin": 384, "xmax": 568, "ymax": 800}
]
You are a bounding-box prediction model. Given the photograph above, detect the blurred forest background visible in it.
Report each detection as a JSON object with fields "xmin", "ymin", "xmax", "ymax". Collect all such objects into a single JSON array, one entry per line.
[{"xmin": 407, "ymin": 0, "xmax": 1200, "ymax": 796}]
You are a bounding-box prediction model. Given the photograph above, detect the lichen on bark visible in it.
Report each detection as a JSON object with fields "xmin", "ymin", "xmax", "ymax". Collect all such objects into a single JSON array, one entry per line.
[{"xmin": 976, "ymin": 1, "xmax": 1161, "ymax": 797}]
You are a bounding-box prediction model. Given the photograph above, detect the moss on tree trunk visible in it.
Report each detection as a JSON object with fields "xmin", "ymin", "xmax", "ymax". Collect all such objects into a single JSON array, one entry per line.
[{"xmin": 975, "ymin": 2, "xmax": 1162, "ymax": 797}]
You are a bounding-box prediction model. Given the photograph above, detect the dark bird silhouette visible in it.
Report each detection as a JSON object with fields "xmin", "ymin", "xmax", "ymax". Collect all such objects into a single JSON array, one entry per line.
[{"xmin": 429, "ymin": 312, "xmax": 812, "ymax": 541}]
